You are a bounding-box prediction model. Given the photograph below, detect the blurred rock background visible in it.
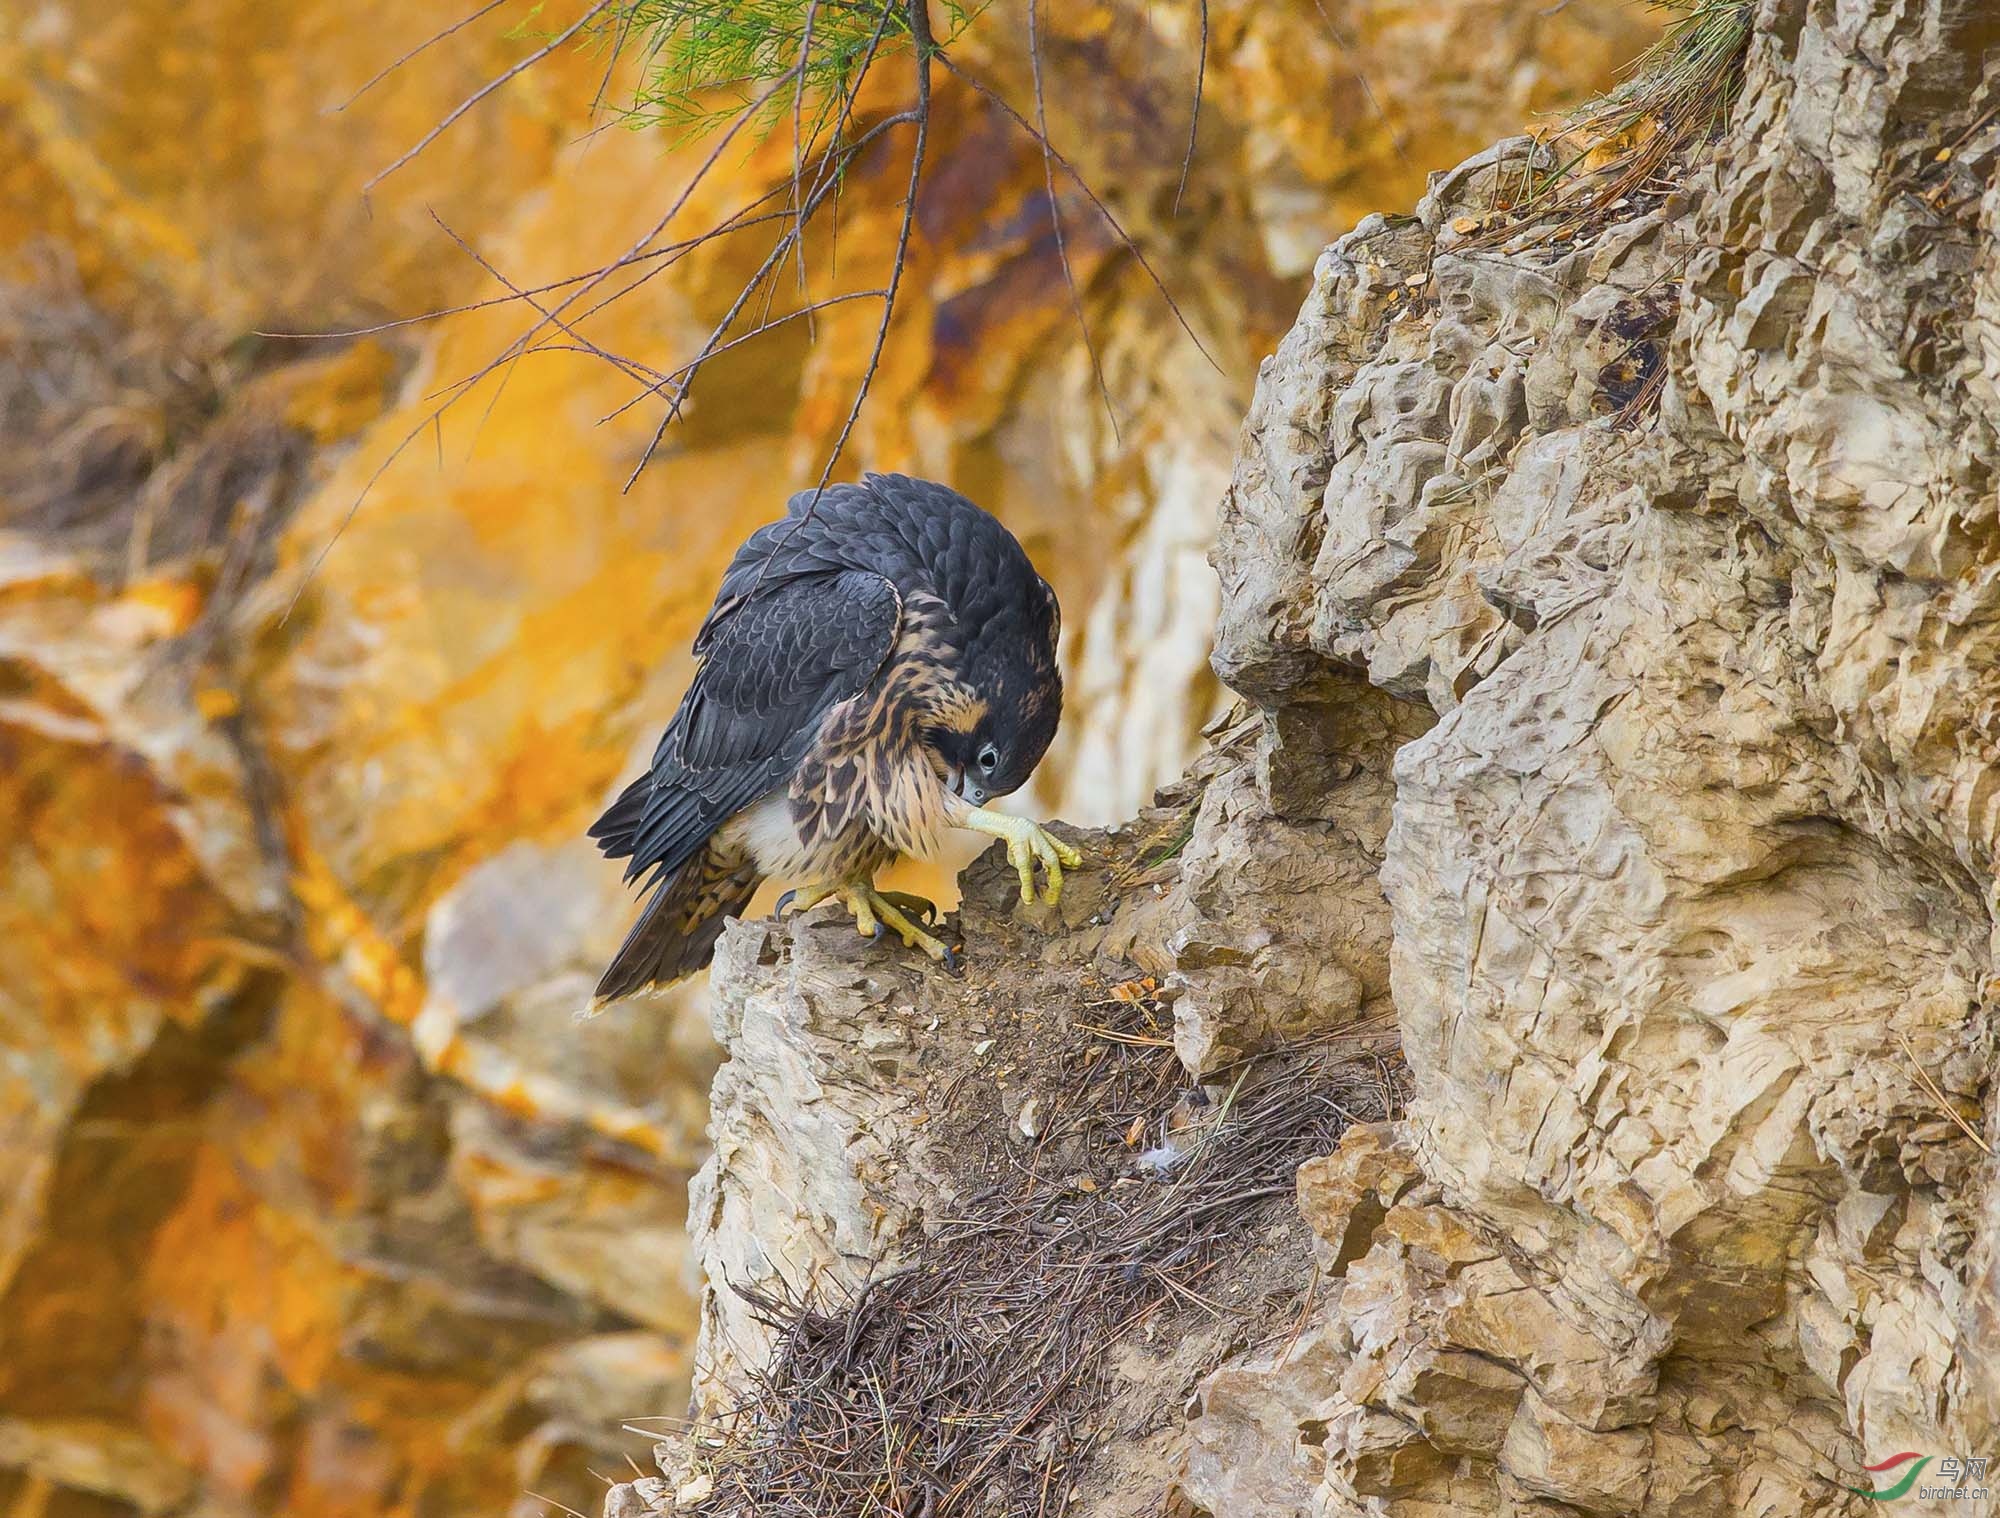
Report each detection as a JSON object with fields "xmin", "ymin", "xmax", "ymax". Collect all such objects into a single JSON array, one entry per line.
[{"xmin": 0, "ymin": 3, "xmax": 1648, "ymax": 1515}]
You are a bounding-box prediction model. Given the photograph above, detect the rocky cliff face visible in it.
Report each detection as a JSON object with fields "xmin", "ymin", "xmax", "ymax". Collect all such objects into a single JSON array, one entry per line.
[
  {"xmin": 1192, "ymin": 0, "xmax": 2000, "ymax": 1506},
  {"xmin": 0, "ymin": 3, "xmax": 1649, "ymax": 1516},
  {"xmin": 647, "ymin": 0, "xmax": 2000, "ymax": 1513}
]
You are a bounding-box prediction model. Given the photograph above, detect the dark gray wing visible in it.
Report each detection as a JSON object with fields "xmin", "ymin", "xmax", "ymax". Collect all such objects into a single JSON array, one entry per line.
[{"xmin": 591, "ymin": 569, "xmax": 900, "ymax": 886}]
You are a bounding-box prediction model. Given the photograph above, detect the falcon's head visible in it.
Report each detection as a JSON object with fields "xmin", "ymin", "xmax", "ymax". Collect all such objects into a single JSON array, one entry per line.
[{"xmin": 930, "ymin": 575, "xmax": 1063, "ymax": 808}]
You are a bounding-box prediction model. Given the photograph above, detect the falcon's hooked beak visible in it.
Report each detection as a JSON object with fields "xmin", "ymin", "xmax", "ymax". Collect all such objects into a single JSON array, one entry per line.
[{"xmin": 946, "ymin": 765, "xmax": 989, "ymax": 808}]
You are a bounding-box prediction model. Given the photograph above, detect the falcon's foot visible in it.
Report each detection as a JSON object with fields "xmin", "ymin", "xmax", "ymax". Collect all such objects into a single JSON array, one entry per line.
[
  {"xmin": 874, "ymin": 889, "xmax": 939, "ymax": 925},
  {"xmin": 958, "ymin": 809, "xmax": 1083, "ymax": 906},
  {"xmin": 774, "ymin": 884, "xmax": 836, "ymax": 918},
  {"xmin": 777, "ymin": 881, "xmax": 959, "ymax": 971}
]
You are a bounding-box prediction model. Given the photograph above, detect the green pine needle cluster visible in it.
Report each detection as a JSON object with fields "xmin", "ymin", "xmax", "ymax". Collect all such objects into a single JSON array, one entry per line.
[{"xmin": 597, "ymin": 0, "xmax": 988, "ymax": 142}]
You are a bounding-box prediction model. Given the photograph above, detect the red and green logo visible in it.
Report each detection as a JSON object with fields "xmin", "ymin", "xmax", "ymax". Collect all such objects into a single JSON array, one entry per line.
[{"xmin": 1845, "ymin": 1454, "xmax": 1930, "ymax": 1501}]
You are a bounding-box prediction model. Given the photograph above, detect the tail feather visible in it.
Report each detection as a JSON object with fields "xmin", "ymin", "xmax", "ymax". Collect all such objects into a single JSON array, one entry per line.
[
  {"xmin": 621, "ymin": 786, "xmax": 711, "ymax": 883},
  {"xmin": 588, "ymin": 773, "xmax": 650, "ymax": 859},
  {"xmin": 590, "ymin": 772, "xmax": 723, "ymax": 887},
  {"xmin": 594, "ymin": 840, "xmax": 760, "ymax": 1004}
]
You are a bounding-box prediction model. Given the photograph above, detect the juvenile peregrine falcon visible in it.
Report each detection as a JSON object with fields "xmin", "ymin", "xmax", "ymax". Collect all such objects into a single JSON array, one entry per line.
[{"xmin": 588, "ymin": 473, "xmax": 1080, "ymax": 1004}]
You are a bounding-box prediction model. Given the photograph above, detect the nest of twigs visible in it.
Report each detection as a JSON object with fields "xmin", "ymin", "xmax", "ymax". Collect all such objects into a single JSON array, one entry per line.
[{"xmin": 677, "ymin": 989, "xmax": 1403, "ymax": 1518}]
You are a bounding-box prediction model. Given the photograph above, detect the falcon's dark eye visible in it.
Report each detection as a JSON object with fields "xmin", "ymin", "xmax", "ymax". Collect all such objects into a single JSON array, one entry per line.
[{"xmin": 977, "ymin": 743, "xmax": 1000, "ymax": 775}]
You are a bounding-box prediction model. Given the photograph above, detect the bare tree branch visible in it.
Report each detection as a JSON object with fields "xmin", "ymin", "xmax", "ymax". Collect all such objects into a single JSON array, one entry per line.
[
  {"xmin": 287, "ymin": 0, "xmax": 1219, "ymax": 620},
  {"xmin": 790, "ymin": 0, "xmax": 823, "ymax": 320},
  {"xmin": 284, "ymin": 73, "xmax": 802, "ymax": 618},
  {"xmin": 791, "ymin": 0, "xmax": 933, "ymax": 512},
  {"xmin": 1310, "ymin": 0, "xmax": 1412, "ymax": 176},
  {"xmin": 450, "ymin": 107, "xmax": 812, "ymax": 462},
  {"xmin": 614, "ymin": 107, "xmax": 920, "ymax": 482},
  {"xmin": 328, "ymin": 0, "xmax": 513, "ymax": 114},
  {"xmin": 618, "ymin": 0, "xmax": 913, "ymax": 490},
  {"xmin": 362, "ymin": 0, "xmax": 618, "ymax": 195},
  {"xmin": 1173, "ymin": 0, "xmax": 1207, "ymax": 213},
  {"xmin": 427, "ymin": 208, "xmax": 670, "ymax": 389},
  {"xmin": 594, "ymin": 292, "xmax": 890, "ymax": 428},
  {"xmin": 738, "ymin": 0, "xmax": 936, "ymax": 600},
  {"xmin": 934, "ymin": 48, "xmax": 1221, "ymax": 373},
  {"xmin": 587, "ymin": 2, "xmax": 640, "ymax": 123},
  {"xmin": 255, "ymin": 202, "xmax": 800, "ymax": 342}
]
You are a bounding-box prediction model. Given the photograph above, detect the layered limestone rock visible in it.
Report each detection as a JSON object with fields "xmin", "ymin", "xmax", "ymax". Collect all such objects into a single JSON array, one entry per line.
[
  {"xmin": 1, "ymin": 2, "xmax": 1650, "ymax": 1514},
  {"xmin": 1179, "ymin": 0, "xmax": 2000, "ymax": 1512}
]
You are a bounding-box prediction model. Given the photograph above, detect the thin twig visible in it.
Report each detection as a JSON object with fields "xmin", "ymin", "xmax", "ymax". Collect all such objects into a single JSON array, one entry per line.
[
  {"xmin": 362, "ymin": 0, "xmax": 618, "ymax": 195},
  {"xmin": 1172, "ymin": 0, "xmax": 1207, "ymax": 214},
  {"xmin": 587, "ymin": 2, "xmax": 640, "ymax": 125},
  {"xmin": 933, "ymin": 50, "xmax": 1221, "ymax": 373},
  {"xmin": 734, "ymin": 0, "xmax": 932, "ymax": 518},
  {"xmin": 253, "ymin": 202, "xmax": 797, "ymax": 340},
  {"xmin": 1277, "ymin": 1261, "xmax": 1322, "ymax": 1365},
  {"xmin": 1896, "ymin": 1031, "xmax": 1993, "ymax": 1156},
  {"xmin": 790, "ymin": 0, "xmax": 823, "ymax": 315},
  {"xmin": 620, "ymin": 0, "xmax": 911, "ymax": 491},
  {"xmin": 283, "ymin": 70, "xmax": 799, "ymax": 619},
  {"xmin": 594, "ymin": 291, "xmax": 889, "ymax": 427},
  {"xmin": 596, "ymin": 109, "xmax": 918, "ymax": 429},
  {"xmin": 329, "ymin": 0, "xmax": 513, "ymax": 114},
  {"xmin": 1309, "ymin": 0, "xmax": 1411, "ymax": 176},
  {"xmin": 427, "ymin": 208, "xmax": 669, "ymax": 388}
]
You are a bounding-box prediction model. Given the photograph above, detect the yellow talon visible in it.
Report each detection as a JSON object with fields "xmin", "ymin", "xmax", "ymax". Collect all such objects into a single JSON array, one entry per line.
[
  {"xmin": 776, "ymin": 884, "xmax": 836, "ymax": 916},
  {"xmin": 848, "ymin": 889, "xmax": 879, "ymax": 939},
  {"xmin": 958, "ymin": 808, "xmax": 1083, "ymax": 907},
  {"xmin": 874, "ymin": 889, "xmax": 940, "ymax": 924},
  {"xmin": 779, "ymin": 881, "xmax": 955, "ymax": 965},
  {"xmin": 864, "ymin": 890, "xmax": 953, "ymax": 963}
]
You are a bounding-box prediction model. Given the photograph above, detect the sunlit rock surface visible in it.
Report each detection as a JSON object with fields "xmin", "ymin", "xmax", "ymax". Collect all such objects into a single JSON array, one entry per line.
[
  {"xmin": 1178, "ymin": 0, "xmax": 2000, "ymax": 1511},
  {"xmin": 0, "ymin": 0, "xmax": 1646, "ymax": 1512}
]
